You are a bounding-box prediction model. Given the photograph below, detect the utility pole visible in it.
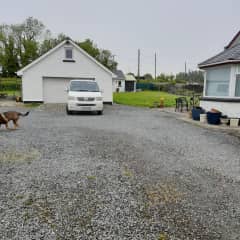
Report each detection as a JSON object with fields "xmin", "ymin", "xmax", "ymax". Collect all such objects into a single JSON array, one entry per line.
[
  {"xmin": 137, "ymin": 49, "xmax": 140, "ymax": 80},
  {"xmin": 185, "ymin": 61, "xmax": 187, "ymax": 81},
  {"xmin": 155, "ymin": 53, "xmax": 157, "ymax": 81}
]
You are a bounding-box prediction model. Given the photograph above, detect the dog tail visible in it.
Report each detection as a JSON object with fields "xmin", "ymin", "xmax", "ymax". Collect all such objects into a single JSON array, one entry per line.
[{"xmin": 18, "ymin": 111, "xmax": 30, "ymax": 117}]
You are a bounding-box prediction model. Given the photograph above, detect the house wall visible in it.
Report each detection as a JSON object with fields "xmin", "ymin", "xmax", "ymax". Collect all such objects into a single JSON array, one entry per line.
[
  {"xmin": 112, "ymin": 79, "xmax": 125, "ymax": 92},
  {"xmin": 201, "ymin": 64, "xmax": 240, "ymax": 117},
  {"xmin": 200, "ymin": 101, "xmax": 240, "ymax": 118},
  {"xmin": 21, "ymin": 43, "xmax": 113, "ymax": 103}
]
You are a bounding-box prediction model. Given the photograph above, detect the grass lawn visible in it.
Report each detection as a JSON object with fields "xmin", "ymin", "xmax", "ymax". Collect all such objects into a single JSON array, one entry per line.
[{"xmin": 113, "ymin": 91, "xmax": 181, "ymax": 108}]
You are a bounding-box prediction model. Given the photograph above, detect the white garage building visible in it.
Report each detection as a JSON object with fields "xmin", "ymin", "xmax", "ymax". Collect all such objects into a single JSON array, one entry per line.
[{"xmin": 17, "ymin": 38, "xmax": 115, "ymax": 104}]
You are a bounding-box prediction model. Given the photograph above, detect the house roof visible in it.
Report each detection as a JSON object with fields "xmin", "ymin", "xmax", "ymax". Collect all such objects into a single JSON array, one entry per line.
[
  {"xmin": 125, "ymin": 74, "xmax": 136, "ymax": 81},
  {"xmin": 113, "ymin": 69, "xmax": 126, "ymax": 80},
  {"xmin": 199, "ymin": 31, "xmax": 240, "ymax": 69},
  {"xmin": 198, "ymin": 43, "xmax": 240, "ymax": 69},
  {"xmin": 225, "ymin": 30, "xmax": 240, "ymax": 49},
  {"xmin": 17, "ymin": 39, "xmax": 116, "ymax": 77}
]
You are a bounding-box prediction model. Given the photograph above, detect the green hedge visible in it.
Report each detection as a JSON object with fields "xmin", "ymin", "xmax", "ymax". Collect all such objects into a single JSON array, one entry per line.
[
  {"xmin": 136, "ymin": 83, "xmax": 159, "ymax": 91},
  {"xmin": 136, "ymin": 82, "xmax": 175, "ymax": 91},
  {"xmin": 0, "ymin": 78, "xmax": 21, "ymax": 91}
]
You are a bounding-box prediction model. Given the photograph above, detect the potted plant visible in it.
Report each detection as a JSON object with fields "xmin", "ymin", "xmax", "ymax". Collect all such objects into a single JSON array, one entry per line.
[
  {"xmin": 192, "ymin": 106, "xmax": 205, "ymax": 121},
  {"xmin": 207, "ymin": 109, "xmax": 222, "ymax": 125}
]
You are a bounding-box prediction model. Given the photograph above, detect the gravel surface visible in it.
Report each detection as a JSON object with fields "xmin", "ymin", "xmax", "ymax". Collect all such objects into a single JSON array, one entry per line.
[{"xmin": 0, "ymin": 104, "xmax": 240, "ymax": 240}]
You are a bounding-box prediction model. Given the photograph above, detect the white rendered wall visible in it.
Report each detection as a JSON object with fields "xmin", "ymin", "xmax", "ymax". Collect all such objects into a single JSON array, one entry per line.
[{"xmin": 200, "ymin": 100, "xmax": 240, "ymax": 118}]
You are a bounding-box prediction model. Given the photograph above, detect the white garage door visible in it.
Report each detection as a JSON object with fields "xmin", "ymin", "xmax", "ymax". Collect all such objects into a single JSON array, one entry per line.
[{"xmin": 43, "ymin": 78, "xmax": 70, "ymax": 103}]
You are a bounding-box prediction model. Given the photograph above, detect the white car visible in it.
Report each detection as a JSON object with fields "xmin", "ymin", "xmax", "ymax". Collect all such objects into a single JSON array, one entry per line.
[{"xmin": 66, "ymin": 80, "xmax": 103, "ymax": 115}]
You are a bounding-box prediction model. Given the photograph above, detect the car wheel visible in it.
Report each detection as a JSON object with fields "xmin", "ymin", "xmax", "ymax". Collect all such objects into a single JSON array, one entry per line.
[
  {"xmin": 66, "ymin": 106, "xmax": 72, "ymax": 115},
  {"xmin": 97, "ymin": 110, "xmax": 103, "ymax": 115}
]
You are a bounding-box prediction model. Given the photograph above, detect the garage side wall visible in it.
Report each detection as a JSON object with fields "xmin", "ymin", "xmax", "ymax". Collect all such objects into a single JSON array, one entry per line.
[{"xmin": 21, "ymin": 43, "xmax": 113, "ymax": 103}]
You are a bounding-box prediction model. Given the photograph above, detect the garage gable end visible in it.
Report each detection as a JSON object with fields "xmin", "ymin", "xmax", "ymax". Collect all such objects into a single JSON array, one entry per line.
[{"xmin": 17, "ymin": 39, "xmax": 115, "ymax": 77}]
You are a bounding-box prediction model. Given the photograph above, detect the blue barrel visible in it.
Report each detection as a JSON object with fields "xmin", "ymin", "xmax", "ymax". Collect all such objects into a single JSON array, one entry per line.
[
  {"xmin": 192, "ymin": 107, "xmax": 205, "ymax": 121},
  {"xmin": 207, "ymin": 112, "xmax": 222, "ymax": 125}
]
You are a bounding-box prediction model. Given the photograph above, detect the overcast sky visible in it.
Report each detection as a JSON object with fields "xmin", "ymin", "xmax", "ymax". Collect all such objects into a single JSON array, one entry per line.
[{"xmin": 0, "ymin": 0, "xmax": 239, "ymax": 75}]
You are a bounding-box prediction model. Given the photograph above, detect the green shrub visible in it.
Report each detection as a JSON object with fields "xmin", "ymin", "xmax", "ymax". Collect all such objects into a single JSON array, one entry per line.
[{"xmin": 0, "ymin": 78, "xmax": 21, "ymax": 91}]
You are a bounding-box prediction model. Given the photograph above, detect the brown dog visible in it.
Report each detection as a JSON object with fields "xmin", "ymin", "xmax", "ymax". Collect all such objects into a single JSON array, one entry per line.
[{"xmin": 0, "ymin": 111, "xmax": 29, "ymax": 129}]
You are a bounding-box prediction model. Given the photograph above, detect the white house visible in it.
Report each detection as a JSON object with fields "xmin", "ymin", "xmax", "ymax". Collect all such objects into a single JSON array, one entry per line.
[
  {"xmin": 17, "ymin": 38, "xmax": 115, "ymax": 104},
  {"xmin": 198, "ymin": 31, "xmax": 240, "ymax": 118},
  {"xmin": 112, "ymin": 71, "xmax": 137, "ymax": 92},
  {"xmin": 112, "ymin": 69, "xmax": 126, "ymax": 92}
]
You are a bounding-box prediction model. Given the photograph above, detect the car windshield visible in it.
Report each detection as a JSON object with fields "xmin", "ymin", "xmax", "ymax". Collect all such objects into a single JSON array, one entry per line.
[{"xmin": 70, "ymin": 81, "xmax": 100, "ymax": 92}]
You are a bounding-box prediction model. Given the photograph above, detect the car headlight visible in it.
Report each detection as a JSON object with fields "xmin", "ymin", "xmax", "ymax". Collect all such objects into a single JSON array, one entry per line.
[
  {"xmin": 96, "ymin": 97, "xmax": 103, "ymax": 101},
  {"xmin": 68, "ymin": 96, "xmax": 76, "ymax": 100}
]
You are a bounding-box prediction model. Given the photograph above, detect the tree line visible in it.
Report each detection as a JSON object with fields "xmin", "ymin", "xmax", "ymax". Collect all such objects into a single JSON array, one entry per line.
[
  {"xmin": 0, "ymin": 17, "xmax": 118, "ymax": 77},
  {"xmin": 142, "ymin": 70, "xmax": 204, "ymax": 84}
]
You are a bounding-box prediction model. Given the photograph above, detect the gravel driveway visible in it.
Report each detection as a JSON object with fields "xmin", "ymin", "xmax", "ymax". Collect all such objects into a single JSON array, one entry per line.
[{"xmin": 0, "ymin": 104, "xmax": 240, "ymax": 240}]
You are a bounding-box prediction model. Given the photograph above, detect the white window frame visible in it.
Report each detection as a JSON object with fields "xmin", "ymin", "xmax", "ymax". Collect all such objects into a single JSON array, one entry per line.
[
  {"xmin": 204, "ymin": 66, "xmax": 231, "ymax": 98},
  {"xmin": 234, "ymin": 65, "xmax": 240, "ymax": 97}
]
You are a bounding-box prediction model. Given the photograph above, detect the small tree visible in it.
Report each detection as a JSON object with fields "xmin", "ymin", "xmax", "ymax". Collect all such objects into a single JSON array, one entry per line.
[{"xmin": 144, "ymin": 73, "xmax": 153, "ymax": 80}]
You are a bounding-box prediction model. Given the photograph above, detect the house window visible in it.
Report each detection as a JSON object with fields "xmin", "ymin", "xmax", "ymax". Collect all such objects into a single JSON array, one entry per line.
[
  {"xmin": 118, "ymin": 81, "xmax": 122, "ymax": 87},
  {"xmin": 65, "ymin": 48, "xmax": 73, "ymax": 59},
  {"xmin": 235, "ymin": 74, "xmax": 240, "ymax": 96},
  {"xmin": 205, "ymin": 66, "xmax": 230, "ymax": 97}
]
